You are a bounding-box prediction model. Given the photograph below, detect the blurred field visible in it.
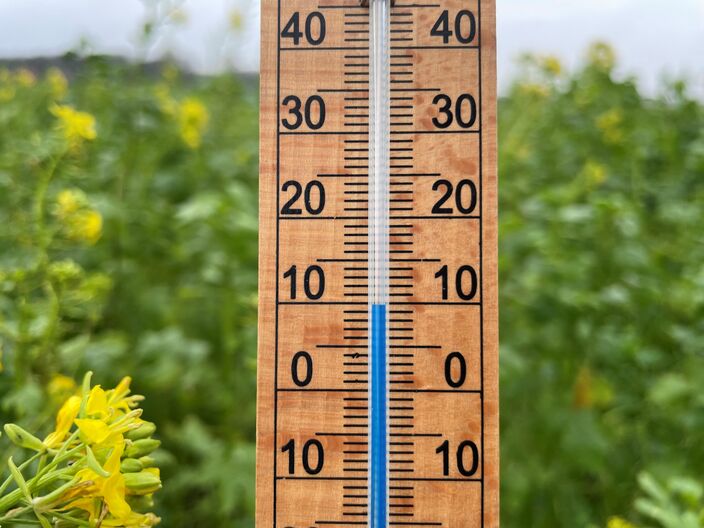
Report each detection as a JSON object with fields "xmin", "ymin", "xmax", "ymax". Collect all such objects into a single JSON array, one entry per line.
[{"xmin": 1, "ymin": 45, "xmax": 703, "ymax": 527}]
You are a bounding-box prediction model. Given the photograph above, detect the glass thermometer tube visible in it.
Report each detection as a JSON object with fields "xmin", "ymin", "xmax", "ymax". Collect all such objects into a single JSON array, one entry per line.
[{"xmin": 368, "ymin": 0, "xmax": 391, "ymax": 527}]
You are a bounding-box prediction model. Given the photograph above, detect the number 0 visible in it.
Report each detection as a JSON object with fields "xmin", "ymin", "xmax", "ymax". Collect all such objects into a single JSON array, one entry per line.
[
  {"xmin": 444, "ymin": 352, "xmax": 467, "ymax": 388},
  {"xmin": 291, "ymin": 351, "xmax": 313, "ymax": 387}
]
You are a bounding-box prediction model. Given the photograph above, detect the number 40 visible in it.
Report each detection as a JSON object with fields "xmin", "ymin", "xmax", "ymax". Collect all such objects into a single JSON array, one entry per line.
[{"xmin": 430, "ymin": 10, "xmax": 477, "ymax": 44}]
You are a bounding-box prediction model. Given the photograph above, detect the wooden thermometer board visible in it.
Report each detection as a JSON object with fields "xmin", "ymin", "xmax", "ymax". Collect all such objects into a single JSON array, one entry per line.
[{"xmin": 257, "ymin": 0, "xmax": 498, "ymax": 527}]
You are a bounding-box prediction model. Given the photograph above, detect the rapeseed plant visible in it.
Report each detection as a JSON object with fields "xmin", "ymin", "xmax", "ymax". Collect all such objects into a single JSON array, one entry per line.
[
  {"xmin": 46, "ymin": 68, "xmax": 69, "ymax": 100},
  {"xmin": 0, "ymin": 68, "xmax": 15, "ymax": 102},
  {"xmin": 14, "ymin": 68, "xmax": 36, "ymax": 88},
  {"xmin": 55, "ymin": 189, "xmax": 103, "ymax": 245},
  {"xmin": 607, "ymin": 517, "xmax": 637, "ymax": 528},
  {"xmin": 0, "ymin": 373, "xmax": 161, "ymax": 527},
  {"xmin": 50, "ymin": 104, "xmax": 97, "ymax": 147},
  {"xmin": 177, "ymin": 97, "xmax": 209, "ymax": 149},
  {"xmin": 154, "ymin": 88, "xmax": 209, "ymax": 148},
  {"xmin": 596, "ymin": 108, "xmax": 625, "ymax": 145}
]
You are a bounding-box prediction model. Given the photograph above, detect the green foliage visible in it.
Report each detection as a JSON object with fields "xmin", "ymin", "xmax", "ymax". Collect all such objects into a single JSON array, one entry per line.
[
  {"xmin": 500, "ymin": 46, "xmax": 704, "ymax": 526},
  {"xmin": 0, "ymin": 60, "xmax": 257, "ymax": 526},
  {"xmin": 0, "ymin": 42, "xmax": 702, "ymax": 527},
  {"xmin": 634, "ymin": 472, "xmax": 704, "ymax": 527}
]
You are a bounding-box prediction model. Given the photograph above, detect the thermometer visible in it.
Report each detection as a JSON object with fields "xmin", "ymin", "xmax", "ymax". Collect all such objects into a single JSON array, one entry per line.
[{"xmin": 257, "ymin": 1, "xmax": 498, "ymax": 526}]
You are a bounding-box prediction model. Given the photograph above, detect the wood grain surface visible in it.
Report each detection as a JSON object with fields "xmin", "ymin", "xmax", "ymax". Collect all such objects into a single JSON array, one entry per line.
[{"xmin": 258, "ymin": 1, "xmax": 498, "ymax": 525}]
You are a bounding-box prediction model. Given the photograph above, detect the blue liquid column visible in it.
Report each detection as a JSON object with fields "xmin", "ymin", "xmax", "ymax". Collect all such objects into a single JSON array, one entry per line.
[
  {"xmin": 368, "ymin": 0, "xmax": 391, "ymax": 527},
  {"xmin": 370, "ymin": 304, "xmax": 388, "ymax": 528}
]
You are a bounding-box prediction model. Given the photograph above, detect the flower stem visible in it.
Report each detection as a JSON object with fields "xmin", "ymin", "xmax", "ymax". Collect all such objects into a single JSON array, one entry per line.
[
  {"xmin": 0, "ymin": 452, "xmax": 43, "ymax": 496},
  {"xmin": 52, "ymin": 511, "xmax": 91, "ymax": 527},
  {"xmin": 0, "ymin": 505, "xmax": 32, "ymax": 523}
]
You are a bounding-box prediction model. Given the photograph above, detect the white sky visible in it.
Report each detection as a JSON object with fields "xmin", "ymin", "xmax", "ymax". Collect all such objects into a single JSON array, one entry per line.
[{"xmin": 0, "ymin": 0, "xmax": 702, "ymax": 94}]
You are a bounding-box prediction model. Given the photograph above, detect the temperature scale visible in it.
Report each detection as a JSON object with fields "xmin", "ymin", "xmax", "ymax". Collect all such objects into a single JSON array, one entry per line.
[{"xmin": 257, "ymin": 0, "xmax": 498, "ymax": 526}]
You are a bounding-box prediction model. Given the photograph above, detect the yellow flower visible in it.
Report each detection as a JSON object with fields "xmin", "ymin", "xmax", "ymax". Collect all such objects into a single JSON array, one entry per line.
[
  {"xmin": 596, "ymin": 108, "xmax": 624, "ymax": 145},
  {"xmin": 154, "ymin": 84, "xmax": 177, "ymax": 116},
  {"xmin": 55, "ymin": 189, "xmax": 103, "ymax": 244},
  {"xmin": 112, "ymin": 377, "xmax": 132, "ymax": 399},
  {"xmin": 108, "ymin": 376, "xmax": 142, "ymax": 412},
  {"xmin": 518, "ymin": 82, "xmax": 550, "ymax": 99},
  {"xmin": 19, "ymin": 374, "xmax": 159, "ymax": 526},
  {"xmin": 15, "ymin": 68, "xmax": 36, "ymax": 87},
  {"xmin": 542, "ymin": 55, "xmax": 563, "ymax": 76},
  {"xmin": 0, "ymin": 86, "xmax": 15, "ymax": 102},
  {"xmin": 161, "ymin": 64, "xmax": 179, "ymax": 83},
  {"xmin": 101, "ymin": 440, "xmax": 132, "ymax": 520},
  {"xmin": 44, "ymin": 395, "xmax": 82, "ymax": 448},
  {"xmin": 48, "ymin": 374, "xmax": 79, "ymax": 403},
  {"xmin": 229, "ymin": 9, "xmax": 244, "ymax": 31},
  {"xmin": 87, "ymin": 385, "xmax": 109, "ymax": 416},
  {"xmin": 75, "ymin": 418, "xmax": 114, "ymax": 445},
  {"xmin": 56, "ymin": 189, "xmax": 83, "ymax": 219},
  {"xmin": 157, "ymin": 92, "xmax": 209, "ymax": 148},
  {"xmin": 170, "ymin": 7, "xmax": 188, "ymax": 25},
  {"xmin": 67, "ymin": 210, "xmax": 103, "ymax": 245},
  {"xmin": 178, "ymin": 97, "xmax": 209, "ymax": 149},
  {"xmin": 588, "ymin": 42, "xmax": 617, "ymax": 72},
  {"xmin": 580, "ymin": 160, "xmax": 607, "ymax": 188},
  {"xmin": 75, "ymin": 382, "xmax": 144, "ymax": 445},
  {"xmin": 46, "ymin": 67, "xmax": 68, "ymax": 99},
  {"xmin": 74, "ymin": 439, "xmax": 133, "ymax": 522},
  {"xmin": 102, "ymin": 512, "xmax": 161, "ymax": 527},
  {"xmin": 607, "ymin": 516, "xmax": 638, "ymax": 528},
  {"xmin": 50, "ymin": 104, "xmax": 97, "ymax": 146}
]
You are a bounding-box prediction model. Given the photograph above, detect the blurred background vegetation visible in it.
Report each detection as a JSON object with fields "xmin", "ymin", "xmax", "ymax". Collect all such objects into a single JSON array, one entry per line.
[{"xmin": 0, "ymin": 17, "xmax": 703, "ymax": 528}]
